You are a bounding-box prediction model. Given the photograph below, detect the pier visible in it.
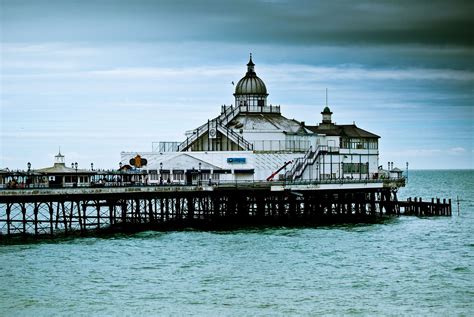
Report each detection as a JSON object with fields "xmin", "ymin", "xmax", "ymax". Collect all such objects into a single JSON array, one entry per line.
[
  {"xmin": 399, "ymin": 197, "xmax": 452, "ymax": 216},
  {"xmin": 0, "ymin": 181, "xmax": 451, "ymax": 238},
  {"xmin": 1, "ymin": 56, "xmax": 425, "ymax": 240}
]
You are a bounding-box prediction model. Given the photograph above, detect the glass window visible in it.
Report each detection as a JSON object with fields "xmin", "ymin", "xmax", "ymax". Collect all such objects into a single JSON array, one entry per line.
[
  {"xmin": 173, "ymin": 174, "xmax": 183, "ymax": 181},
  {"xmin": 343, "ymin": 163, "xmax": 368, "ymax": 174}
]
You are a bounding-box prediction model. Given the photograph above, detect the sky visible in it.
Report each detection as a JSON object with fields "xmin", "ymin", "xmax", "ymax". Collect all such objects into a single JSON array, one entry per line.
[{"xmin": 1, "ymin": 0, "xmax": 473, "ymax": 170}]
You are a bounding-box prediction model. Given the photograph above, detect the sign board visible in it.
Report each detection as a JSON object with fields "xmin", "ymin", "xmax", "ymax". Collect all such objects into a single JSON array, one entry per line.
[
  {"xmin": 129, "ymin": 155, "xmax": 148, "ymax": 168},
  {"xmin": 227, "ymin": 158, "xmax": 246, "ymax": 164},
  {"xmin": 209, "ymin": 120, "xmax": 217, "ymax": 139}
]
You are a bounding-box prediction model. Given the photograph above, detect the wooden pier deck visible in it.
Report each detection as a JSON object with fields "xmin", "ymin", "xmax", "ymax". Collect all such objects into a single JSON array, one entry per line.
[
  {"xmin": 398, "ymin": 197, "xmax": 452, "ymax": 216},
  {"xmin": 0, "ymin": 183, "xmax": 451, "ymax": 238}
]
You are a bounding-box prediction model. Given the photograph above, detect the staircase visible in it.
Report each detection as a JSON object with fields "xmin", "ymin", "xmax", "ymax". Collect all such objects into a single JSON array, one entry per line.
[
  {"xmin": 286, "ymin": 145, "xmax": 339, "ymax": 181},
  {"xmin": 177, "ymin": 123, "xmax": 209, "ymax": 151},
  {"xmin": 177, "ymin": 105, "xmax": 249, "ymax": 152},
  {"xmin": 217, "ymin": 105, "xmax": 242, "ymax": 126},
  {"xmin": 217, "ymin": 124, "xmax": 253, "ymax": 151}
]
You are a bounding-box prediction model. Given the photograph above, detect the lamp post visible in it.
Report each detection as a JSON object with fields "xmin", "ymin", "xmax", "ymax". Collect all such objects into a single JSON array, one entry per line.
[
  {"xmin": 27, "ymin": 162, "xmax": 31, "ymax": 188},
  {"xmin": 339, "ymin": 162, "xmax": 342, "ymax": 179},
  {"xmin": 160, "ymin": 162, "xmax": 163, "ymax": 185},
  {"xmin": 198, "ymin": 162, "xmax": 202, "ymax": 186},
  {"xmin": 90, "ymin": 162, "xmax": 94, "ymax": 185},
  {"xmin": 118, "ymin": 162, "xmax": 123, "ymax": 186},
  {"xmin": 316, "ymin": 162, "xmax": 319, "ymax": 182},
  {"xmin": 74, "ymin": 162, "xmax": 78, "ymax": 187},
  {"xmin": 406, "ymin": 162, "xmax": 409, "ymax": 184}
]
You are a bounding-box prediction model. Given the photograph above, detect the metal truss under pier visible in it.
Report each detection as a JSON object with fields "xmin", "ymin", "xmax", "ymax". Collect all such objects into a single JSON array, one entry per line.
[{"xmin": 0, "ymin": 184, "xmax": 451, "ymax": 238}]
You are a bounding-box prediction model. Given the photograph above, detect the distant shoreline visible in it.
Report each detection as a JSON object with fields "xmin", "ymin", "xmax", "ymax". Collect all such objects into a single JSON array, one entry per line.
[{"xmin": 408, "ymin": 169, "xmax": 473, "ymax": 171}]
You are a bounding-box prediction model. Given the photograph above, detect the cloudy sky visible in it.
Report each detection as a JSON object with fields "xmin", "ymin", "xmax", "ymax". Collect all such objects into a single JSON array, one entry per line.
[{"xmin": 1, "ymin": 0, "xmax": 473, "ymax": 170}]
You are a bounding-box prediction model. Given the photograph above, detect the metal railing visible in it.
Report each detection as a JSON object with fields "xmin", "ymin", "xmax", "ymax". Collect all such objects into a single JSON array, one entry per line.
[
  {"xmin": 285, "ymin": 145, "xmax": 342, "ymax": 181},
  {"xmin": 221, "ymin": 104, "xmax": 280, "ymax": 117},
  {"xmin": 177, "ymin": 123, "xmax": 210, "ymax": 151},
  {"xmin": 286, "ymin": 145, "xmax": 324, "ymax": 180},
  {"xmin": 218, "ymin": 105, "xmax": 242, "ymax": 126},
  {"xmin": 177, "ymin": 104, "xmax": 283, "ymax": 152},
  {"xmin": 177, "ymin": 105, "xmax": 243, "ymax": 152},
  {"xmin": 216, "ymin": 124, "xmax": 254, "ymax": 151},
  {"xmin": 0, "ymin": 176, "xmax": 406, "ymax": 192},
  {"xmin": 252, "ymin": 140, "xmax": 311, "ymax": 152}
]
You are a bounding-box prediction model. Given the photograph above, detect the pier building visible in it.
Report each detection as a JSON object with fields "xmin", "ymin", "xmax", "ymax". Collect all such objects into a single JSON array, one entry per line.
[
  {"xmin": 1, "ymin": 152, "xmax": 95, "ymax": 189},
  {"xmin": 35, "ymin": 151, "xmax": 95, "ymax": 188},
  {"xmin": 1, "ymin": 56, "xmax": 453, "ymax": 239},
  {"xmin": 122, "ymin": 55, "xmax": 382, "ymax": 185}
]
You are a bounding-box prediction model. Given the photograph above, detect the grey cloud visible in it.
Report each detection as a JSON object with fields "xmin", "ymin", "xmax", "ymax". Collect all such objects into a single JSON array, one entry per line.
[{"xmin": 2, "ymin": 0, "xmax": 473, "ymax": 47}]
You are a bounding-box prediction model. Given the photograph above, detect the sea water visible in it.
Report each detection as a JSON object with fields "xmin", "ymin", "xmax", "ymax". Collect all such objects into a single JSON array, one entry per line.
[{"xmin": 0, "ymin": 170, "xmax": 473, "ymax": 316}]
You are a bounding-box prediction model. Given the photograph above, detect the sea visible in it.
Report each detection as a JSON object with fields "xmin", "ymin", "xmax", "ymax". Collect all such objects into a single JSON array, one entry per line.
[{"xmin": 0, "ymin": 170, "xmax": 473, "ymax": 316}]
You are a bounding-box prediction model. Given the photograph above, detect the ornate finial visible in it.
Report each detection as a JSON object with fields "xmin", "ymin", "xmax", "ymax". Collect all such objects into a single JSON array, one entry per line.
[
  {"xmin": 54, "ymin": 147, "xmax": 65, "ymax": 164},
  {"xmin": 56, "ymin": 146, "xmax": 64, "ymax": 158},
  {"xmin": 247, "ymin": 53, "xmax": 255, "ymax": 69}
]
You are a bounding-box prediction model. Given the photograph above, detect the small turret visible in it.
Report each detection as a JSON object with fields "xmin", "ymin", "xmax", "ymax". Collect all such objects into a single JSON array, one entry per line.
[
  {"xmin": 54, "ymin": 150, "xmax": 65, "ymax": 166},
  {"xmin": 246, "ymin": 53, "xmax": 255, "ymax": 75},
  {"xmin": 234, "ymin": 53, "xmax": 268, "ymax": 108},
  {"xmin": 321, "ymin": 106, "xmax": 333, "ymax": 124}
]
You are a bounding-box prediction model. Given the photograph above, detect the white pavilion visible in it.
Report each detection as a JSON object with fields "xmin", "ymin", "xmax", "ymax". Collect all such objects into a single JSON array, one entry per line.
[{"xmin": 121, "ymin": 55, "xmax": 380, "ymax": 185}]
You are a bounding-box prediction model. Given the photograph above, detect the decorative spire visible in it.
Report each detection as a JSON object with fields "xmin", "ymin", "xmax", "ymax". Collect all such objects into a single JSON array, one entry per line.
[
  {"xmin": 54, "ymin": 148, "xmax": 65, "ymax": 165},
  {"xmin": 247, "ymin": 53, "xmax": 254, "ymax": 66},
  {"xmin": 246, "ymin": 53, "xmax": 255, "ymax": 75},
  {"xmin": 322, "ymin": 89, "xmax": 333, "ymax": 124}
]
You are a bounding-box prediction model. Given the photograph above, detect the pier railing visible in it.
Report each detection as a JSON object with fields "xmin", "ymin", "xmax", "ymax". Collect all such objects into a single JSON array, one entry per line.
[
  {"xmin": 0, "ymin": 177, "xmax": 408, "ymax": 192},
  {"xmin": 0, "ymin": 181, "xmax": 450, "ymax": 238}
]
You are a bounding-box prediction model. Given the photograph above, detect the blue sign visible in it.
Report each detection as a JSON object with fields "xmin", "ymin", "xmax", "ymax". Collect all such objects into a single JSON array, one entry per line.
[{"xmin": 227, "ymin": 158, "xmax": 246, "ymax": 164}]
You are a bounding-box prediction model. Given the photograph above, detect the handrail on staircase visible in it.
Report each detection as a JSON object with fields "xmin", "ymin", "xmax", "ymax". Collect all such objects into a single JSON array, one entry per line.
[{"xmin": 286, "ymin": 145, "xmax": 333, "ymax": 180}]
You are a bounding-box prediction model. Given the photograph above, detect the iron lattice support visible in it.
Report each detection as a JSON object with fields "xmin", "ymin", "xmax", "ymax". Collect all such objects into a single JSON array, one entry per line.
[{"xmin": 0, "ymin": 187, "xmax": 451, "ymax": 238}]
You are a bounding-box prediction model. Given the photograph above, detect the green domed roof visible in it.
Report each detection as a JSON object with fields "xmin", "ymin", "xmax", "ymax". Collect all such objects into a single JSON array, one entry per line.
[{"xmin": 322, "ymin": 106, "xmax": 332, "ymax": 114}]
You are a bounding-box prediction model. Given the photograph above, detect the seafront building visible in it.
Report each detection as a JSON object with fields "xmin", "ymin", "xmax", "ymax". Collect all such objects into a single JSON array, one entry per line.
[
  {"xmin": 0, "ymin": 152, "xmax": 95, "ymax": 188},
  {"xmin": 34, "ymin": 151, "xmax": 95, "ymax": 187},
  {"xmin": 0, "ymin": 56, "xmax": 395, "ymax": 189},
  {"xmin": 121, "ymin": 55, "xmax": 381, "ymax": 185},
  {"xmin": 3, "ymin": 56, "xmax": 444, "ymax": 241}
]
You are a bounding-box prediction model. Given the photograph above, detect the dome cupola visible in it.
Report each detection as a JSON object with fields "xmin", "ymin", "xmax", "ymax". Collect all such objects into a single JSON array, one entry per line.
[
  {"xmin": 234, "ymin": 54, "xmax": 268, "ymax": 108},
  {"xmin": 321, "ymin": 106, "xmax": 333, "ymax": 124}
]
